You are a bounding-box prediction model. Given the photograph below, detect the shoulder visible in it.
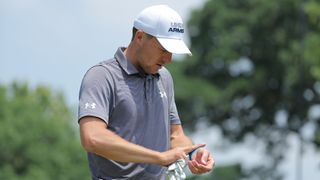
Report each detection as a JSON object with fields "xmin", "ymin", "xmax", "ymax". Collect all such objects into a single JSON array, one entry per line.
[
  {"xmin": 84, "ymin": 58, "xmax": 118, "ymax": 78},
  {"xmin": 158, "ymin": 67, "xmax": 173, "ymax": 82},
  {"xmin": 81, "ymin": 58, "xmax": 118, "ymax": 88},
  {"xmin": 158, "ymin": 67, "xmax": 175, "ymax": 93},
  {"xmin": 98, "ymin": 58, "xmax": 118, "ymax": 69}
]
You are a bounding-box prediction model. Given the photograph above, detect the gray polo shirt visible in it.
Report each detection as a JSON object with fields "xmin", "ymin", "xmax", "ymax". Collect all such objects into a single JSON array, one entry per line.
[{"xmin": 78, "ymin": 47, "xmax": 181, "ymax": 179}]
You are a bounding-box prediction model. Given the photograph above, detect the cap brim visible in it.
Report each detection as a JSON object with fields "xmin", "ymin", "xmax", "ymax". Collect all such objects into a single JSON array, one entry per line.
[{"xmin": 157, "ymin": 38, "xmax": 192, "ymax": 56}]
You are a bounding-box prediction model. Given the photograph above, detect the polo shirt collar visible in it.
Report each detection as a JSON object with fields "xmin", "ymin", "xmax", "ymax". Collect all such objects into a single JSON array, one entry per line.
[
  {"xmin": 114, "ymin": 47, "xmax": 159, "ymax": 78},
  {"xmin": 115, "ymin": 47, "xmax": 139, "ymax": 75}
]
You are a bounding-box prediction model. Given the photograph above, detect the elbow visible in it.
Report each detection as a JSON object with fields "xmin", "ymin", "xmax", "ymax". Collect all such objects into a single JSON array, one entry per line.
[
  {"xmin": 79, "ymin": 117, "xmax": 108, "ymax": 153},
  {"xmin": 80, "ymin": 133, "xmax": 99, "ymax": 153}
]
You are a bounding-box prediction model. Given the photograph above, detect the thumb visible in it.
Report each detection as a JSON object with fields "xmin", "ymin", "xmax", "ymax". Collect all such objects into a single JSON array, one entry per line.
[{"xmin": 183, "ymin": 144, "xmax": 206, "ymax": 154}]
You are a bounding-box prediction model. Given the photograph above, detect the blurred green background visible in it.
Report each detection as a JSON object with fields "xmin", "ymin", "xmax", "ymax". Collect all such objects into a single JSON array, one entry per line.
[{"xmin": 1, "ymin": 0, "xmax": 320, "ymax": 179}]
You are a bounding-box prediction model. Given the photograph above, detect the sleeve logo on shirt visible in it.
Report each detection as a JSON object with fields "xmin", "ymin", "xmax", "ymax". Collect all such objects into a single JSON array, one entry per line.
[{"xmin": 85, "ymin": 102, "xmax": 96, "ymax": 109}]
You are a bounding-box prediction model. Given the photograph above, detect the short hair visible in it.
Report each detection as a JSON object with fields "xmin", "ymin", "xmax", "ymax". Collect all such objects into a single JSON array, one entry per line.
[
  {"xmin": 131, "ymin": 27, "xmax": 138, "ymax": 42},
  {"xmin": 131, "ymin": 27, "xmax": 153, "ymax": 42}
]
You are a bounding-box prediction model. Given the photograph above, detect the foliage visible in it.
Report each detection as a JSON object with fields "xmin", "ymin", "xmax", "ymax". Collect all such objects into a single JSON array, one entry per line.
[
  {"xmin": 168, "ymin": 0, "xmax": 320, "ymax": 179},
  {"xmin": 0, "ymin": 82, "xmax": 90, "ymax": 180},
  {"xmin": 187, "ymin": 164, "xmax": 243, "ymax": 180}
]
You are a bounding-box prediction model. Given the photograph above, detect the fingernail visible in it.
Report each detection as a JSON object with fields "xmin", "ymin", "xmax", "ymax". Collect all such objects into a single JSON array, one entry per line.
[{"xmin": 201, "ymin": 158, "xmax": 206, "ymax": 164}]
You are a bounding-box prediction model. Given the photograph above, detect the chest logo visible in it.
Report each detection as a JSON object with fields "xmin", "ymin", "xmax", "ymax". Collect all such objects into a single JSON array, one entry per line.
[{"xmin": 159, "ymin": 91, "xmax": 167, "ymax": 98}]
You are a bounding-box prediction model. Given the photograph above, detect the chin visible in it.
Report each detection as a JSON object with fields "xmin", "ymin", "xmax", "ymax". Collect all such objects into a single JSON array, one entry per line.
[{"xmin": 149, "ymin": 69, "xmax": 159, "ymax": 74}]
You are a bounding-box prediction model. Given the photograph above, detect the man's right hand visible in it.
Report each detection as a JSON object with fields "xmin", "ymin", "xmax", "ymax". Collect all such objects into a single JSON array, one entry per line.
[{"xmin": 159, "ymin": 144, "xmax": 206, "ymax": 166}]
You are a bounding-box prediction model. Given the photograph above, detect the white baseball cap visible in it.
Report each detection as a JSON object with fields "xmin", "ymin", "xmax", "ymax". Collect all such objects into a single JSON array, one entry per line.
[{"xmin": 134, "ymin": 5, "xmax": 192, "ymax": 55}]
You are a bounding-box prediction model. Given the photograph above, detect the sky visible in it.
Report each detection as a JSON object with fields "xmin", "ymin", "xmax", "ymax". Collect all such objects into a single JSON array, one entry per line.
[
  {"xmin": 1, "ymin": 0, "xmax": 320, "ymax": 179},
  {"xmin": 0, "ymin": 0, "xmax": 203, "ymax": 106}
]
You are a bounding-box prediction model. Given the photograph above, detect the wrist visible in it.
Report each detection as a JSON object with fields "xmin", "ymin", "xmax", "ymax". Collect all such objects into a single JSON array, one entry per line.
[{"xmin": 155, "ymin": 152, "xmax": 167, "ymax": 166}]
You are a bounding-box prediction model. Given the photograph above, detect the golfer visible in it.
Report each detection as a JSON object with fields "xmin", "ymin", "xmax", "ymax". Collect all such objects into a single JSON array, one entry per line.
[{"xmin": 78, "ymin": 5, "xmax": 214, "ymax": 179}]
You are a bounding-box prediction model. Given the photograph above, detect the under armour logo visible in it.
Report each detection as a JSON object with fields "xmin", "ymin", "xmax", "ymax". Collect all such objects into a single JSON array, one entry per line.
[
  {"xmin": 159, "ymin": 91, "xmax": 167, "ymax": 98},
  {"xmin": 85, "ymin": 102, "xmax": 96, "ymax": 109}
]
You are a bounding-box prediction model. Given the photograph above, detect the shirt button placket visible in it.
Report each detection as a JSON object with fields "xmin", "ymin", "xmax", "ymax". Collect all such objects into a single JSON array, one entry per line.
[{"xmin": 145, "ymin": 75, "xmax": 152, "ymax": 103}]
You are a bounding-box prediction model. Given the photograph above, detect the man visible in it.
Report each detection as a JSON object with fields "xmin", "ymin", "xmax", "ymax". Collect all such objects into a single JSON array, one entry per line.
[{"xmin": 78, "ymin": 5, "xmax": 214, "ymax": 180}]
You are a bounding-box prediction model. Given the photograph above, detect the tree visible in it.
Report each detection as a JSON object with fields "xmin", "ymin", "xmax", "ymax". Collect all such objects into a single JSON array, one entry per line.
[
  {"xmin": 0, "ymin": 82, "xmax": 90, "ymax": 180},
  {"xmin": 168, "ymin": 0, "xmax": 320, "ymax": 179}
]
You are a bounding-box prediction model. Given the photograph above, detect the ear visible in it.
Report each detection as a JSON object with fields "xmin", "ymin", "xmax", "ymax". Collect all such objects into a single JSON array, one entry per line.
[{"xmin": 134, "ymin": 30, "xmax": 144, "ymax": 42}]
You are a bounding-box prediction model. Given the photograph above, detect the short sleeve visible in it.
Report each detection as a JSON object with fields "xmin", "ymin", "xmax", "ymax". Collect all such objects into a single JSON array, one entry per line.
[
  {"xmin": 78, "ymin": 65, "xmax": 113, "ymax": 124},
  {"xmin": 169, "ymin": 92, "xmax": 181, "ymax": 125},
  {"xmin": 159, "ymin": 68, "xmax": 181, "ymax": 125}
]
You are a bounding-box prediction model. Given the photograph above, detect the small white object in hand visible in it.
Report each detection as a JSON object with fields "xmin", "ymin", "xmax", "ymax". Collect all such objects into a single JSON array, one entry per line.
[{"xmin": 166, "ymin": 159, "xmax": 187, "ymax": 180}]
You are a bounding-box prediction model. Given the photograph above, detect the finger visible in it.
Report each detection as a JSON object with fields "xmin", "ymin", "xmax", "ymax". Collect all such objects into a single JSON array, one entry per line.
[
  {"xmin": 188, "ymin": 160, "xmax": 201, "ymax": 174},
  {"xmin": 196, "ymin": 149, "xmax": 210, "ymax": 165},
  {"xmin": 208, "ymin": 154, "xmax": 215, "ymax": 167},
  {"xmin": 183, "ymin": 153, "xmax": 188, "ymax": 160},
  {"xmin": 192, "ymin": 162, "xmax": 212, "ymax": 173},
  {"xmin": 183, "ymin": 143, "xmax": 206, "ymax": 154},
  {"xmin": 176, "ymin": 153, "xmax": 188, "ymax": 161},
  {"xmin": 207, "ymin": 154, "xmax": 215, "ymax": 169},
  {"xmin": 203, "ymin": 161, "xmax": 213, "ymax": 171},
  {"xmin": 195, "ymin": 157, "xmax": 214, "ymax": 173}
]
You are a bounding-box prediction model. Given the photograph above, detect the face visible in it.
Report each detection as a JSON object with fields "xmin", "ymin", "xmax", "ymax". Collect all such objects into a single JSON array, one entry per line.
[{"xmin": 136, "ymin": 33, "xmax": 172, "ymax": 74}]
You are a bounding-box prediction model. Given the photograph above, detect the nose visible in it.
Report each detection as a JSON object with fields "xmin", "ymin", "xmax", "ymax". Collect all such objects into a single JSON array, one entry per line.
[{"xmin": 162, "ymin": 52, "xmax": 172, "ymax": 64}]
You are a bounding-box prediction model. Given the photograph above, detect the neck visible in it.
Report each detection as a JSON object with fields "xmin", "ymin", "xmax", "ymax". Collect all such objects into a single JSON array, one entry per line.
[
  {"xmin": 124, "ymin": 44, "xmax": 149, "ymax": 75},
  {"xmin": 124, "ymin": 43, "xmax": 139, "ymax": 69}
]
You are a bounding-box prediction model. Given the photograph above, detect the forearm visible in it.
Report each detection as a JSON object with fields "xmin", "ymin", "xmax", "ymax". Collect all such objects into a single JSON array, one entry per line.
[
  {"xmin": 90, "ymin": 130, "xmax": 161, "ymax": 164},
  {"xmin": 170, "ymin": 124, "xmax": 193, "ymax": 148},
  {"xmin": 80, "ymin": 118, "xmax": 162, "ymax": 165},
  {"xmin": 80, "ymin": 118, "xmax": 203, "ymax": 167},
  {"xmin": 171, "ymin": 134, "xmax": 193, "ymax": 148}
]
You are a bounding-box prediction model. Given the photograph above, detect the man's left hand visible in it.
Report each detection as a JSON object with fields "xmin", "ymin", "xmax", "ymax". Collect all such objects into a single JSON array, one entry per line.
[{"xmin": 187, "ymin": 148, "xmax": 214, "ymax": 174}]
